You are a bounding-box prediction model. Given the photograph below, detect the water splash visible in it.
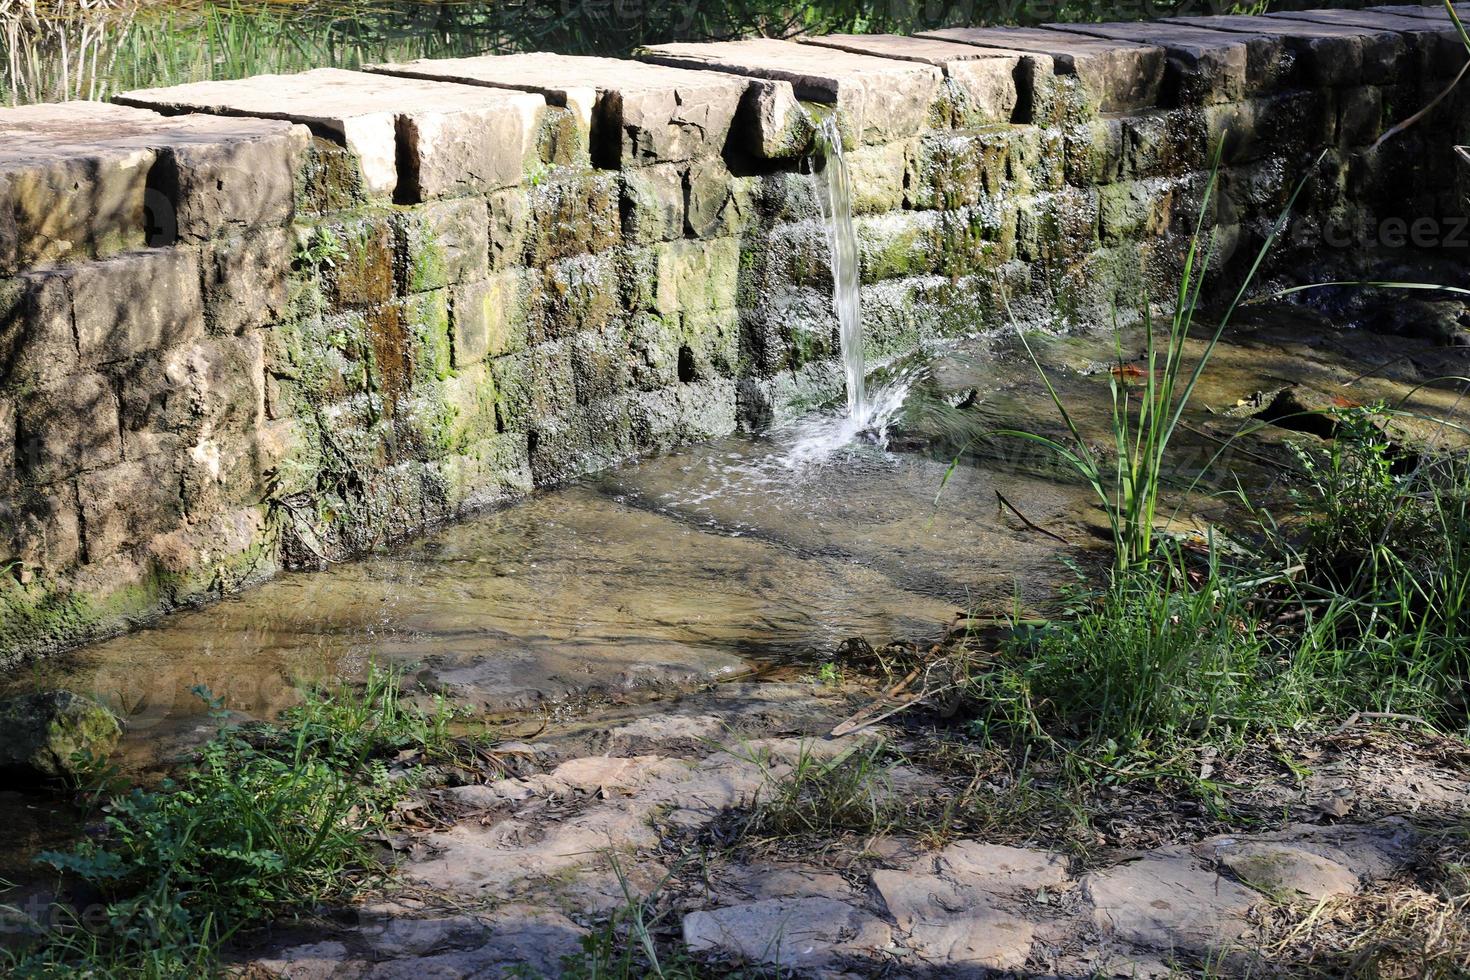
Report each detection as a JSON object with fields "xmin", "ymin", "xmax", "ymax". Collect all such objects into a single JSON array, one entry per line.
[{"xmin": 813, "ymin": 114, "xmax": 867, "ymax": 422}]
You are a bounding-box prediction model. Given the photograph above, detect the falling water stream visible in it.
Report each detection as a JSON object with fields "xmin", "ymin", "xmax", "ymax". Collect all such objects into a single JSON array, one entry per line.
[{"xmin": 814, "ymin": 114, "xmax": 867, "ymax": 423}]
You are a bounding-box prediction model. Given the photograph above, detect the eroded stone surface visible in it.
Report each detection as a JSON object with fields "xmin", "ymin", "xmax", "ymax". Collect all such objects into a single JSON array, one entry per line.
[{"xmin": 118, "ymin": 68, "xmax": 546, "ymax": 199}]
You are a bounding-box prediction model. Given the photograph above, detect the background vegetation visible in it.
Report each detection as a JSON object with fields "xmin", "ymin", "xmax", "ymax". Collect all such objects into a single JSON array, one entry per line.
[{"xmin": 1, "ymin": 0, "xmax": 1378, "ymax": 106}]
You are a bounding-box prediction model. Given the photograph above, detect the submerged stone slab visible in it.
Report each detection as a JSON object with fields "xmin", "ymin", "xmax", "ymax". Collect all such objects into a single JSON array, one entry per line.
[
  {"xmin": 917, "ymin": 26, "xmax": 1165, "ymax": 113},
  {"xmin": 801, "ymin": 34, "xmax": 1026, "ymax": 125},
  {"xmin": 1045, "ymin": 21, "xmax": 1290, "ymax": 103},
  {"xmin": 0, "ymin": 101, "xmax": 301, "ymax": 270},
  {"xmin": 368, "ymin": 53, "xmax": 749, "ymax": 167},
  {"xmin": 118, "ymin": 68, "xmax": 546, "ymax": 200},
  {"xmin": 1166, "ymin": 14, "xmax": 1408, "ymax": 85},
  {"xmin": 639, "ymin": 38, "xmax": 943, "ymax": 145}
]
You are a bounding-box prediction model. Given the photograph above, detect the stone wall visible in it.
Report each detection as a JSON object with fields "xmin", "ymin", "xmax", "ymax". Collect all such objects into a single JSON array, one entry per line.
[{"xmin": 2, "ymin": 5, "xmax": 1466, "ymax": 661}]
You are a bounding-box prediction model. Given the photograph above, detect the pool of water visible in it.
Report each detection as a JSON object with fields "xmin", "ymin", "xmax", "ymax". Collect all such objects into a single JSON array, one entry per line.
[{"xmin": 7, "ymin": 415, "xmax": 1103, "ymax": 772}]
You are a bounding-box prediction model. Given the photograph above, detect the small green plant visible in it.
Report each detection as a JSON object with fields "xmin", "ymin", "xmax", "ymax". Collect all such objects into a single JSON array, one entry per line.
[
  {"xmin": 293, "ymin": 226, "xmax": 348, "ymax": 271},
  {"xmin": 980, "ymin": 551, "xmax": 1279, "ymax": 759},
  {"xmin": 1286, "ymin": 403, "xmax": 1434, "ymax": 581},
  {"xmin": 995, "ymin": 143, "xmax": 1316, "ymax": 574},
  {"xmin": 815, "ymin": 661, "xmax": 842, "ymax": 686},
  {"xmin": 739, "ymin": 739, "xmax": 896, "ymax": 842},
  {"xmin": 0, "ymin": 664, "xmax": 472, "ymax": 977}
]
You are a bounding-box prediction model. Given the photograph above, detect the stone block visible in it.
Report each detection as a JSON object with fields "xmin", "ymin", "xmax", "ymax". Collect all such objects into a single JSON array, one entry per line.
[
  {"xmin": 436, "ymin": 361, "xmax": 499, "ymax": 455},
  {"xmin": 533, "ymin": 252, "xmax": 621, "ymax": 342},
  {"xmin": 397, "ymin": 198, "xmax": 490, "ymax": 294},
  {"xmin": 1338, "ymin": 85, "xmax": 1385, "ymax": 147},
  {"xmin": 641, "ymin": 38, "xmax": 945, "ymax": 145},
  {"xmin": 324, "ymin": 214, "xmax": 397, "ymax": 308},
  {"xmin": 801, "ymin": 34, "xmax": 1024, "ymax": 126},
  {"xmin": 403, "ymin": 289, "xmax": 452, "ymax": 384},
  {"xmin": 15, "ymin": 373, "xmax": 121, "ymax": 485},
  {"xmin": 71, "ymin": 248, "xmax": 204, "ymax": 367},
  {"xmin": 1099, "ymin": 178, "xmax": 1180, "ymax": 243},
  {"xmin": 118, "ymin": 69, "xmax": 547, "ymax": 200},
  {"xmin": 858, "ymin": 210, "xmax": 944, "ymax": 284},
  {"xmin": 686, "ymin": 158, "xmax": 747, "ymax": 238},
  {"xmin": 621, "ymin": 164, "xmax": 685, "ymax": 244},
  {"xmin": 740, "ymin": 80, "xmax": 813, "ymax": 160},
  {"xmin": 149, "ymin": 123, "xmax": 306, "ymax": 243},
  {"xmin": 2, "ymin": 483, "xmax": 82, "ymax": 571},
  {"xmin": 523, "ymin": 341, "xmax": 578, "ymax": 420},
  {"xmin": 488, "ymin": 188, "xmax": 529, "ymax": 271},
  {"xmin": 78, "ymin": 457, "xmax": 183, "ymax": 560},
  {"xmin": 451, "ymin": 271, "xmax": 530, "ymax": 366},
  {"xmin": 1285, "ymin": 8, "xmax": 1465, "ymax": 78},
  {"xmin": 1, "ymin": 147, "xmax": 152, "ymax": 271},
  {"xmin": 1063, "ymin": 108, "xmax": 1208, "ymax": 186},
  {"xmin": 919, "ymin": 26, "xmax": 1165, "ymax": 115},
  {"xmin": 203, "ymin": 228, "xmax": 291, "ymax": 334},
  {"xmin": 845, "ymin": 140, "xmax": 913, "ymax": 215},
  {"xmin": 524, "ymin": 172, "xmax": 621, "ymax": 265},
  {"xmin": 625, "ymin": 313, "xmax": 681, "ymax": 391},
  {"xmin": 1, "ymin": 102, "xmax": 308, "ymax": 269},
  {"xmin": 680, "ymin": 308, "xmax": 741, "ymax": 379},
  {"xmin": 369, "ymin": 52, "xmax": 746, "ymax": 167},
  {"xmin": 654, "ymin": 239, "xmax": 740, "ymax": 317},
  {"xmin": 1049, "ymin": 22, "xmax": 1291, "ymax": 105},
  {"xmin": 0, "ymin": 274, "xmax": 77, "ymax": 387},
  {"xmin": 912, "ymin": 127, "xmax": 1047, "ymax": 211},
  {"xmin": 1206, "ymin": 89, "xmax": 1335, "ymax": 164},
  {"xmin": 115, "ymin": 334, "xmax": 265, "ymax": 468},
  {"xmin": 571, "ymin": 325, "xmax": 632, "ymax": 405},
  {"xmin": 1168, "ymin": 14, "xmax": 1405, "ymax": 87}
]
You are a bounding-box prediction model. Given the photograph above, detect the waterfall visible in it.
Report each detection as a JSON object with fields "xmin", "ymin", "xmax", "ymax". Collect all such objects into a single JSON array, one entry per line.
[{"xmin": 813, "ymin": 114, "xmax": 867, "ymax": 422}]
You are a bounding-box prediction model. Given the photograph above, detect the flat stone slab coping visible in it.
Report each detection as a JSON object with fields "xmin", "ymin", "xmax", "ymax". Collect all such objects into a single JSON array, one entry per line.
[
  {"xmin": 799, "ymin": 33, "xmax": 1028, "ymax": 124},
  {"xmin": 366, "ymin": 52, "xmax": 748, "ymax": 167},
  {"xmin": 1269, "ymin": 6, "xmax": 1467, "ymax": 73},
  {"xmin": 917, "ymin": 25, "xmax": 1164, "ymax": 112},
  {"xmin": 1165, "ymin": 13, "xmax": 1413, "ymax": 84},
  {"xmin": 1045, "ymin": 21, "xmax": 1282, "ymax": 102},
  {"xmin": 0, "ymin": 101, "xmax": 302, "ymax": 269},
  {"xmin": 1372, "ymin": 3, "xmax": 1470, "ymax": 18},
  {"xmin": 0, "ymin": 100, "xmax": 294, "ymax": 165},
  {"xmin": 639, "ymin": 38, "xmax": 943, "ymax": 143},
  {"xmin": 117, "ymin": 67, "xmax": 547, "ymax": 200}
]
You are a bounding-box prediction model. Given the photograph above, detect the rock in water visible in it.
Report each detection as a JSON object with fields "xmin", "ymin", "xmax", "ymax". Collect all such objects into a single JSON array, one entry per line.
[{"xmin": 0, "ymin": 691, "xmax": 121, "ymax": 779}]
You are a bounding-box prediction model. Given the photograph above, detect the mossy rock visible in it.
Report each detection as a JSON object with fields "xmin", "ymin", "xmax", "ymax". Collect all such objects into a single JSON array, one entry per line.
[{"xmin": 0, "ymin": 691, "xmax": 121, "ymax": 780}]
